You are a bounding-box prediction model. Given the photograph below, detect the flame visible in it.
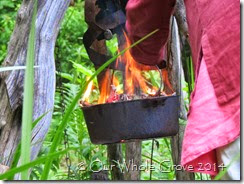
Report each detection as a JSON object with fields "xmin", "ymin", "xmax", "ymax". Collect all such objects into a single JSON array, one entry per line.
[
  {"xmin": 121, "ymin": 32, "xmax": 153, "ymax": 95},
  {"xmin": 112, "ymin": 75, "xmax": 123, "ymax": 94},
  {"xmin": 112, "ymin": 75, "xmax": 120, "ymax": 86},
  {"xmin": 147, "ymin": 86, "xmax": 158, "ymax": 96},
  {"xmin": 162, "ymin": 69, "xmax": 174, "ymax": 94},
  {"xmin": 81, "ymin": 31, "xmax": 174, "ymax": 105},
  {"xmin": 98, "ymin": 70, "xmax": 111, "ymax": 104},
  {"xmin": 82, "ymin": 80, "xmax": 93, "ymax": 103}
]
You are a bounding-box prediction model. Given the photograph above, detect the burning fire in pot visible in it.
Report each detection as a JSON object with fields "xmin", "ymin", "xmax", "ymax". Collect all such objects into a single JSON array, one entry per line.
[{"xmin": 80, "ymin": 32, "xmax": 175, "ymax": 107}]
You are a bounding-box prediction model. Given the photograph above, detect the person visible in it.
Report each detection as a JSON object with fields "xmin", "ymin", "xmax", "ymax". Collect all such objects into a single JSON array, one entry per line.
[{"xmin": 125, "ymin": 0, "xmax": 240, "ymax": 180}]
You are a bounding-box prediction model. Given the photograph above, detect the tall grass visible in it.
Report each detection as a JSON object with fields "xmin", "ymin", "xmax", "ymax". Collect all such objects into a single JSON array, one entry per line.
[
  {"xmin": 20, "ymin": 0, "xmax": 37, "ymax": 180},
  {"xmin": 8, "ymin": 111, "xmax": 50, "ymax": 180},
  {"xmin": 0, "ymin": 147, "xmax": 78, "ymax": 180}
]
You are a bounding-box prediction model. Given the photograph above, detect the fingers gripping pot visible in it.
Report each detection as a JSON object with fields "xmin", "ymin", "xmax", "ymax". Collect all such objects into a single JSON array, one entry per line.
[{"xmin": 82, "ymin": 0, "xmax": 179, "ymax": 144}]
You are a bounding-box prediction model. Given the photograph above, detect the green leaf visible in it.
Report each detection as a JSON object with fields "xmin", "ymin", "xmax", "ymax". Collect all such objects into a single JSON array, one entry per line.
[
  {"xmin": 0, "ymin": 147, "xmax": 78, "ymax": 180},
  {"xmin": 9, "ymin": 110, "xmax": 51, "ymax": 180},
  {"xmin": 20, "ymin": 0, "xmax": 37, "ymax": 179},
  {"xmin": 71, "ymin": 61, "xmax": 93, "ymax": 76},
  {"xmin": 149, "ymin": 71, "xmax": 160, "ymax": 88},
  {"xmin": 0, "ymin": 1, "xmax": 15, "ymax": 10},
  {"xmin": 70, "ymin": 61, "xmax": 98, "ymax": 84},
  {"xmin": 41, "ymin": 29, "xmax": 159, "ymax": 180},
  {"xmin": 56, "ymin": 71, "xmax": 73, "ymax": 81}
]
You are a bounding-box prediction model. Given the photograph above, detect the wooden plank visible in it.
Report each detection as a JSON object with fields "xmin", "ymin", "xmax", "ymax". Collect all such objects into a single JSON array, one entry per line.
[
  {"xmin": 124, "ymin": 141, "xmax": 142, "ymax": 180},
  {"xmin": 168, "ymin": 16, "xmax": 194, "ymax": 180},
  {"xmin": 0, "ymin": 0, "xmax": 71, "ymax": 177}
]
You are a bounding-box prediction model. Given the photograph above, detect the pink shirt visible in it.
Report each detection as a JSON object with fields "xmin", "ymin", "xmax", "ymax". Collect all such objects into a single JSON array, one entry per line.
[
  {"xmin": 126, "ymin": 0, "xmax": 240, "ymax": 176},
  {"xmin": 182, "ymin": 57, "xmax": 240, "ymax": 176}
]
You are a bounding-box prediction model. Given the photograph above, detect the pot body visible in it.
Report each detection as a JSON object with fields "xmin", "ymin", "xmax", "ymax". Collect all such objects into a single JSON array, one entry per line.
[{"xmin": 82, "ymin": 96, "xmax": 179, "ymax": 144}]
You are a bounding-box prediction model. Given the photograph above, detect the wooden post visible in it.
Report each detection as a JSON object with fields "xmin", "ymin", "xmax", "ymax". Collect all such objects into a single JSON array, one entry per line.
[
  {"xmin": 168, "ymin": 16, "xmax": 194, "ymax": 180},
  {"xmin": 0, "ymin": 0, "xmax": 71, "ymax": 171},
  {"xmin": 124, "ymin": 141, "xmax": 142, "ymax": 180},
  {"xmin": 174, "ymin": 0, "xmax": 189, "ymax": 43},
  {"xmin": 107, "ymin": 144, "xmax": 124, "ymax": 180}
]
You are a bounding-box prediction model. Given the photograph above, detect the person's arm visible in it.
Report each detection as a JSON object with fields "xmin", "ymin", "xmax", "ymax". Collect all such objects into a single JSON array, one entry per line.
[{"xmin": 125, "ymin": 0, "xmax": 176, "ymax": 66}]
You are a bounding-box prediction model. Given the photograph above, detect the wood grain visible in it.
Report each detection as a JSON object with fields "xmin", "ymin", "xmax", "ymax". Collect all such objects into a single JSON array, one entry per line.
[
  {"xmin": 0, "ymin": 0, "xmax": 70, "ymax": 176},
  {"xmin": 168, "ymin": 17, "xmax": 194, "ymax": 180}
]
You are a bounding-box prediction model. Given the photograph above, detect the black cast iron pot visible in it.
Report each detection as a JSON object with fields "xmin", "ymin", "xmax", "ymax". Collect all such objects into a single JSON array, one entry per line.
[{"xmin": 81, "ymin": 95, "xmax": 179, "ymax": 144}]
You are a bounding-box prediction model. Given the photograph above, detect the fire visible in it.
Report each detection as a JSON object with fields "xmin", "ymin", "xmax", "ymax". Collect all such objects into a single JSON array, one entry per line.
[
  {"xmin": 98, "ymin": 70, "xmax": 111, "ymax": 104},
  {"xmin": 81, "ymin": 31, "xmax": 173, "ymax": 105},
  {"xmin": 82, "ymin": 80, "xmax": 93, "ymax": 103},
  {"xmin": 162, "ymin": 69, "xmax": 174, "ymax": 94},
  {"xmin": 122, "ymin": 32, "xmax": 156, "ymax": 95},
  {"xmin": 112, "ymin": 75, "xmax": 120, "ymax": 86},
  {"xmin": 112, "ymin": 75, "xmax": 123, "ymax": 94}
]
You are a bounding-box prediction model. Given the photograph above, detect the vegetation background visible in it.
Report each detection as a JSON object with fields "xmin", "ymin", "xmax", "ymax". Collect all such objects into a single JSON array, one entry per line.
[{"xmin": 0, "ymin": 0, "xmax": 211, "ymax": 180}]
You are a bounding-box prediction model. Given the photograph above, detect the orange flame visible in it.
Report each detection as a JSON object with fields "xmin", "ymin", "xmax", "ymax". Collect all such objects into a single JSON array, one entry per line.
[
  {"xmin": 112, "ymin": 75, "xmax": 123, "ymax": 94},
  {"xmin": 162, "ymin": 69, "xmax": 174, "ymax": 94},
  {"xmin": 98, "ymin": 70, "xmax": 111, "ymax": 104},
  {"xmin": 82, "ymin": 80, "xmax": 93, "ymax": 103},
  {"xmin": 122, "ymin": 32, "xmax": 155, "ymax": 95},
  {"xmin": 81, "ymin": 31, "xmax": 174, "ymax": 105},
  {"xmin": 112, "ymin": 75, "xmax": 120, "ymax": 86}
]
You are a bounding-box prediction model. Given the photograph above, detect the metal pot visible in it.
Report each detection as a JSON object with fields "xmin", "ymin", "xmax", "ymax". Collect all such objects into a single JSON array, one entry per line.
[{"xmin": 81, "ymin": 95, "xmax": 179, "ymax": 144}]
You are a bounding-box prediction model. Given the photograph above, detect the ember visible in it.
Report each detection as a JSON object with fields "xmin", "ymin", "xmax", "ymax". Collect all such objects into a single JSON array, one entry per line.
[{"xmin": 80, "ymin": 32, "xmax": 175, "ymax": 107}]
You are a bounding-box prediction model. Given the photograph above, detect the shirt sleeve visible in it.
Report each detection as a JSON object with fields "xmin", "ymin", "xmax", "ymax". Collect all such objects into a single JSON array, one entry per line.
[{"xmin": 125, "ymin": 0, "xmax": 176, "ymax": 66}]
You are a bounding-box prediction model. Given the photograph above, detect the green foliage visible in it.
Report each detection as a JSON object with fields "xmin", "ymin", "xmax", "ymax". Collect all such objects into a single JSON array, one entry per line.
[
  {"xmin": 0, "ymin": 0, "xmax": 21, "ymax": 64},
  {"xmin": 0, "ymin": 147, "xmax": 79, "ymax": 180},
  {"xmin": 141, "ymin": 139, "xmax": 175, "ymax": 180},
  {"xmin": 9, "ymin": 111, "xmax": 51, "ymax": 180},
  {"xmin": 55, "ymin": 0, "xmax": 89, "ymax": 75},
  {"xmin": 42, "ymin": 82, "xmax": 107, "ymax": 180}
]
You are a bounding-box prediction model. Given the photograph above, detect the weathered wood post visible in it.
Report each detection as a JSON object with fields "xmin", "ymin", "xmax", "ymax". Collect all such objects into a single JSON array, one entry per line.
[
  {"xmin": 0, "ymin": 0, "xmax": 71, "ymax": 177},
  {"xmin": 124, "ymin": 141, "xmax": 142, "ymax": 180},
  {"xmin": 168, "ymin": 15, "xmax": 195, "ymax": 180}
]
